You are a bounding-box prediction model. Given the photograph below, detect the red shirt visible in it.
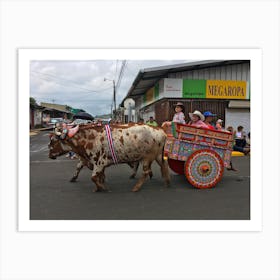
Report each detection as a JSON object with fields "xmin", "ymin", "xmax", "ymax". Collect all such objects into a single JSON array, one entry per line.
[{"xmin": 205, "ymin": 124, "xmax": 215, "ymax": 130}]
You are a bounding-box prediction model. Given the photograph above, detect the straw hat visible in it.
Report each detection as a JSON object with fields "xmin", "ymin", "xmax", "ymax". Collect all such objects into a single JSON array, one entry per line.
[{"xmin": 189, "ymin": 110, "xmax": 205, "ymax": 121}]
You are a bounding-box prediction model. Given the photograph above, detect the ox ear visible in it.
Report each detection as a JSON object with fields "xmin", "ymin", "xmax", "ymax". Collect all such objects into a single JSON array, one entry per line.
[{"xmin": 67, "ymin": 125, "xmax": 79, "ymax": 138}]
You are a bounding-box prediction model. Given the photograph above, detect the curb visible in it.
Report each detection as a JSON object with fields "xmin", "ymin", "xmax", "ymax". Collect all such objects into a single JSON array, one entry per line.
[{"xmin": 30, "ymin": 127, "xmax": 51, "ymax": 136}]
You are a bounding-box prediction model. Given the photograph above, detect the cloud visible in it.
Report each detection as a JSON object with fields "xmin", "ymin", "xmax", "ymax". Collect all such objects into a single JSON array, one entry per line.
[{"xmin": 30, "ymin": 60, "xmax": 189, "ymax": 116}]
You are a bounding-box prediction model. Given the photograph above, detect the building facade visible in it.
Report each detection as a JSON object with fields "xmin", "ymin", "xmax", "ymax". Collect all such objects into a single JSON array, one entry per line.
[{"xmin": 122, "ymin": 60, "xmax": 250, "ymax": 134}]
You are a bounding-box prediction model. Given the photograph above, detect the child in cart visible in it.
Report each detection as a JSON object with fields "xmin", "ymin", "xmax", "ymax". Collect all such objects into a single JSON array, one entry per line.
[{"xmin": 162, "ymin": 102, "xmax": 186, "ymax": 127}]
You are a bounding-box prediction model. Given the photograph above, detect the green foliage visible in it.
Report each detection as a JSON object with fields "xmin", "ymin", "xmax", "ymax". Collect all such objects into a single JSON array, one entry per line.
[{"xmin": 30, "ymin": 97, "xmax": 37, "ymax": 106}]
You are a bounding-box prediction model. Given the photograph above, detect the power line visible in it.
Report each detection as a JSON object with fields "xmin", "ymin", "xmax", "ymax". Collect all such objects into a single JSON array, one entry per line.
[
  {"xmin": 31, "ymin": 70, "xmax": 112, "ymax": 93},
  {"xmin": 115, "ymin": 60, "xmax": 127, "ymax": 93},
  {"xmin": 31, "ymin": 72, "xmax": 112, "ymax": 94},
  {"xmin": 114, "ymin": 60, "xmax": 118, "ymax": 81}
]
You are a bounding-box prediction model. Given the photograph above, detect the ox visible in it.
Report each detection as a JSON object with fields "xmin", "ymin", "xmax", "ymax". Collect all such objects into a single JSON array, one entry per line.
[
  {"xmin": 49, "ymin": 124, "xmax": 170, "ymax": 192},
  {"xmin": 48, "ymin": 134, "xmax": 149, "ymax": 182}
]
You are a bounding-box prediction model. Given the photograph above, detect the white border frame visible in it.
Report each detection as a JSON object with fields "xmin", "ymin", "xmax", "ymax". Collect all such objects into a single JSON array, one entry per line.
[{"xmin": 19, "ymin": 48, "xmax": 262, "ymax": 232}]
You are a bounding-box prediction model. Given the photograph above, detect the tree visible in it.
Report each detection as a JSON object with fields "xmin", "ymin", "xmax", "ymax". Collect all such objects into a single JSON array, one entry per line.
[{"xmin": 30, "ymin": 97, "xmax": 37, "ymax": 106}]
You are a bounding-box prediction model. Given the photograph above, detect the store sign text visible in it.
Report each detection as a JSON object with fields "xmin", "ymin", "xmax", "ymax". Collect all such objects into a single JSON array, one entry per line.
[{"xmin": 206, "ymin": 80, "xmax": 247, "ymax": 99}]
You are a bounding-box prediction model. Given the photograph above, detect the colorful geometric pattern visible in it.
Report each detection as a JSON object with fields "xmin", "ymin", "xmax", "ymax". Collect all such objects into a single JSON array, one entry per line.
[
  {"xmin": 185, "ymin": 149, "xmax": 224, "ymax": 189},
  {"xmin": 163, "ymin": 123, "xmax": 233, "ymax": 187},
  {"xmin": 165, "ymin": 139, "xmax": 231, "ymax": 168}
]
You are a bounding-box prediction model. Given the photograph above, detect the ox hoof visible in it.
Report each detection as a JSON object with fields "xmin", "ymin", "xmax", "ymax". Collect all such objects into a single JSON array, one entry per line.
[
  {"xmin": 93, "ymin": 188, "xmax": 101, "ymax": 192},
  {"xmin": 131, "ymin": 187, "xmax": 141, "ymax": 192},
  {"xmin": 129, "ymin": 175, "xmax": 136, "ymax": 179},
  {"xmin": 93, "ymin": 188, "xmax": 111, "ymax": 193},
  {"xmin": 166, "ymin": 182, "xmax": 171, "ymax": 188},
  {"xmin": 70, "ymin": 178, "xmax": 77, "ymax": 182}
]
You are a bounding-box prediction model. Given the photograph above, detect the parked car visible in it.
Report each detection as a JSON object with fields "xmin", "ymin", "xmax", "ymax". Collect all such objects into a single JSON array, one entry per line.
[
  {"xmin": 46, "ymin": 118, "xmax": 63, "ymax": 129},
  {"xmin": 72, "ymin": 119, "xmax": 93, "ymax": 125}
]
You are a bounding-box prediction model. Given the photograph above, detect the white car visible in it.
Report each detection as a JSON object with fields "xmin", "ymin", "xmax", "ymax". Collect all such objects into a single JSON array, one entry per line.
[{"xmin": 46, "ymin": 118, "xmax": 63, "ymax": 129}]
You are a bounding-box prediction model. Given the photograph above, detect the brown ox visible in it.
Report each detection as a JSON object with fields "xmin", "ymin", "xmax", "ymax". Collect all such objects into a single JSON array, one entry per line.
[
  {"xmin": 49, "ymin": 124, "xmax": 170, "ymax": 192},
  {"xmin": 48, "ymin": 135, "xmax": 147, "ymax": 182}
]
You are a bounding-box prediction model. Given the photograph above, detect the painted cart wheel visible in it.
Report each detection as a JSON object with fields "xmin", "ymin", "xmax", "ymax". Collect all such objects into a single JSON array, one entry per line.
[
  {"xmin": 184, "ymin": 149, "xmax": 224, "ymax": 189},
  {"xmin": 168, "ymin": 158, "xmax": 185, "ymax": 175}
]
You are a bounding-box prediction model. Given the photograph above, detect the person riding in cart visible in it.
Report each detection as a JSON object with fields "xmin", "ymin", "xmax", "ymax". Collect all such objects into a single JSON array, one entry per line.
[
  {"xmin": 203, "ymin": 111, "xmax": 216, "ymax": 130},
  {"xmin": 188, "ymin": 110, "xmax": 208, "ymax": 128},
  {"xmin": 161, "ymin": 102, "xmax": 186, "ymax": 130}
]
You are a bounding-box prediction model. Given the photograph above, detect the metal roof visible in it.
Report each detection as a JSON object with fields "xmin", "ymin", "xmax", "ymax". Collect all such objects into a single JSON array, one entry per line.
[{"xmin": 121, "ymin": 60, "xmax": 249, "ymax": 105}]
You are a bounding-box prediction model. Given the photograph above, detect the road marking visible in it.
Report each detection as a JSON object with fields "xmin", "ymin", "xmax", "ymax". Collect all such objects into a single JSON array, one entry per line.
[{"xmin": 30, "ymin": 146, "xmax": 49, "ymax": 153}]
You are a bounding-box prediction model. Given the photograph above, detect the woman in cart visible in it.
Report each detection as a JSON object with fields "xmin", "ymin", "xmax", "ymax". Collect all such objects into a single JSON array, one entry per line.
[{"xmin": 187, "ymin": 110, "xmax": 209, "ymax": 128}]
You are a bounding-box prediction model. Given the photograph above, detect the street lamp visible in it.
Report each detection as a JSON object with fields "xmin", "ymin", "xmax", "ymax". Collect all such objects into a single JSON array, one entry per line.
[{"xmin": 104, "ymin": 78, "xmax": 116, "ymax": 118}]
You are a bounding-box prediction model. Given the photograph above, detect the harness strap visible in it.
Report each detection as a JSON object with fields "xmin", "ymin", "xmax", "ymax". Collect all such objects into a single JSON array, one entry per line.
[{"xmin": 105, "ymin": 124, "xmax": 118, "ymax": 164}]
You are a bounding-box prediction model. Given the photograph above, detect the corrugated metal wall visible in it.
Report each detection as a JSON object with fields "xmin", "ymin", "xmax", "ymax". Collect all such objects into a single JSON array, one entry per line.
[{"xmin": 168, "ymin": 62, "xmax": 250, "ymax": 81}]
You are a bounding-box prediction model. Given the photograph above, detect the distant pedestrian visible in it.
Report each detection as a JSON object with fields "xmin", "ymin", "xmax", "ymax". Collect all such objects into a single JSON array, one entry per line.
[
  {"xmin": 235, "ymin": 125, "xmax": 247, "ymax": 148},
  {"xmin": 66, "ymin": 151, "xmax": 77, "ymax": 159},
  {"xmin": 227, "ymin": 126, "xmax": 250, "ymax": 155},
  {"xmin": 225, "ymin": 126, "xmax": 238, "ymax": 172},
  {"xmin": 146, "ymin": 116, "xmax": 158, "ymax": 127}
]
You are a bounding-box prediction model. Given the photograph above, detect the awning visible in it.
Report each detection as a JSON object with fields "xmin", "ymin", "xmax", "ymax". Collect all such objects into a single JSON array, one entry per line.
[{"xmin": 228, "ymin": 100, "xmax": 250, "ymax": 108}]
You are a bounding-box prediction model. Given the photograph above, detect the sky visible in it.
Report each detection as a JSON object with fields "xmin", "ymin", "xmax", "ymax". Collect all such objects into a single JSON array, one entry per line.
[{"xmin": 30, "ymin": 60, "xmax": 189, "ymax": 116}]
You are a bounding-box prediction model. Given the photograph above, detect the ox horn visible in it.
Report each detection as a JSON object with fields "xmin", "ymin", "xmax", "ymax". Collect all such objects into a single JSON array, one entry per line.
[{"xmin": 67, "ymin": 125, "xmax": 79, "ymax": 138}]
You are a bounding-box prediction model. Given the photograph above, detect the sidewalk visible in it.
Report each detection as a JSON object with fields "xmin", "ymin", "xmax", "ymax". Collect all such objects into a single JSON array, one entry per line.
[{"xmin": 30, "ymin": 127, "xmax": 51, "ymax": 136}]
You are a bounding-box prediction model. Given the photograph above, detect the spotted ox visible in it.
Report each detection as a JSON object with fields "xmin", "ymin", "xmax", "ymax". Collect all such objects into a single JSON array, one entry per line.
[
  {"xmin": 49, "ymin": 124, "xmax": 170, "ymax": 192},
  {"xmin": 48, "ymin": 134, "xmax": 147, "ymax": 183}
]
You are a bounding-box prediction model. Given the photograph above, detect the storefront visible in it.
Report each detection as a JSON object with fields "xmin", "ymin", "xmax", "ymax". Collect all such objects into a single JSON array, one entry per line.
[{"xmin": 122, "ymin": 60, "xmax": 250, "ymax": 133}]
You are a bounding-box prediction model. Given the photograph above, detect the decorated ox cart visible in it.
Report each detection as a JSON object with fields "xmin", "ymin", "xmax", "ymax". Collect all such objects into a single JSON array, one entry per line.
[{"xmin": 164, "ymin": 123, "xmax": 233, "ymax": 189}]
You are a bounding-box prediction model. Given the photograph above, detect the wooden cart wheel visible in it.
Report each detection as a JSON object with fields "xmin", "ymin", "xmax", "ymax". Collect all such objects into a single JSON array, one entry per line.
[
  {"xmin": 184, "ymin": 149, "xmax": 224, "ymax": 189},
  {"xmin": 168, "ymin": 158, "xmax": 185, "ymax": 175}
]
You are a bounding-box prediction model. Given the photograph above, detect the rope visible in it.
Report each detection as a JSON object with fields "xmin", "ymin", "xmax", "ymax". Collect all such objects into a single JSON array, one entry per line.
[{"xmin": 105, "ymin": 124, "xmax": 118, "ymax": 164}]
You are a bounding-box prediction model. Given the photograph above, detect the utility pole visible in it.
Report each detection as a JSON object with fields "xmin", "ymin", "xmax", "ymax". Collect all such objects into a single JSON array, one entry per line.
[
  {"xmin": 104, "ymin": 78, "xmax": 116, "ymax": 119},
  {"xmin": 113, "ymin": 79, "xmax": 116, "ymax": 118}
]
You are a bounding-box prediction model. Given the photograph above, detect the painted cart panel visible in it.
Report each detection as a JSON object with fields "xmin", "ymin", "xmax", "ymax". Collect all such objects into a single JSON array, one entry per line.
[{"xmin": 164, "ymin": 123, "xmax": 233, "ymax": 169}]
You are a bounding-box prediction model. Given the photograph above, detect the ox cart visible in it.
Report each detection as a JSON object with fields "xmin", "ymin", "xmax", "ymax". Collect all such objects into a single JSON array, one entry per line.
[{"xmin": 164, "ymin": 123, "xmax": 233, "ymax": 189}]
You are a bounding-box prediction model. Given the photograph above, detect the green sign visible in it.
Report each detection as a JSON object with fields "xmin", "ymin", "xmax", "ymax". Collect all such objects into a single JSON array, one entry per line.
[{"xmin": 183, "ymin": 79, "xmax": 206, "ymax": 98}]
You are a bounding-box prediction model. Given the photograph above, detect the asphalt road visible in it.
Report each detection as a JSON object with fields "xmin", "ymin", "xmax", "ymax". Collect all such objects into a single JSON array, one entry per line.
[{"xmin": 30, "ymin": 131, "xmax": 250, "ymax": 220}]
